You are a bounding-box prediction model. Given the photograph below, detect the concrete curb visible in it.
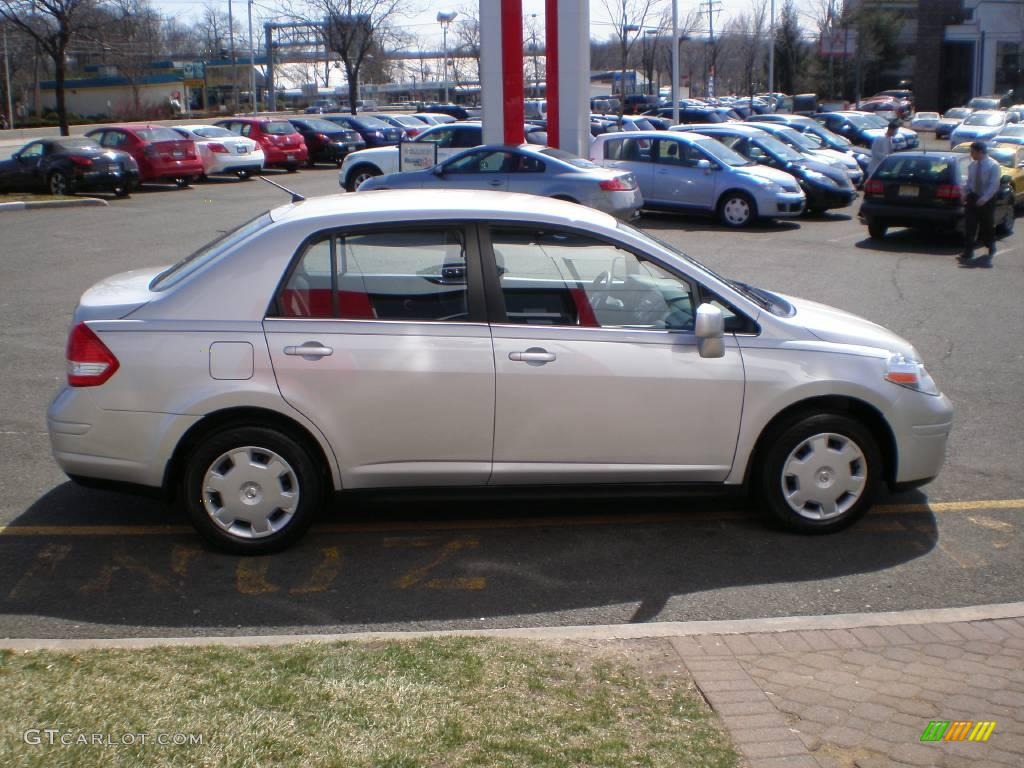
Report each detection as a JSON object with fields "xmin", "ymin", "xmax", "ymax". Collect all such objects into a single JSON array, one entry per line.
[
  {"xmin": 0, "ymin": 197, "xmax": 108, "ymax": 212},
  {"xmin": 2, "ymin": 601, "xmax": 1022, "ymax": 652}
]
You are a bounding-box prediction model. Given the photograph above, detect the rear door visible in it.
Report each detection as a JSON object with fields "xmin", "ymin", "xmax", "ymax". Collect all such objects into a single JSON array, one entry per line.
[{"xmin": 264, "ymin": 223, "xmax": 495, "ymax": 488}]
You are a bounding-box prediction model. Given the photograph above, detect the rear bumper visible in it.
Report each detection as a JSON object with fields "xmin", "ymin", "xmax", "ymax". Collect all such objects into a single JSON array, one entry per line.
[
  {"xmin": 263, "ymin": 145, "xmax": 309, "ymax": 167},
  {"xmin": 859, "ymin": 201, "xmax": 964, "ymax": 230},
  {"xmin": 74, "ymin": 169, "xmax": 139, "ymax": 192},
  {"xmin": 141, "ymin": 159, "xmax": 204, "ymax": 181},
  {"xmin": 205, "ymin": 150, "xmax": 265, "ymax": 175}
]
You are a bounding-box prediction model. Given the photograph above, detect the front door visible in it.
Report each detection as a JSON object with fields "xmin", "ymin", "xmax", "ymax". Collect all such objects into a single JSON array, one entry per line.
[
  {"xmin": 650, "ymin": 137, "xmax": 716, "ymax": 211},
  {"xmin": 435, "ymin": 149, "xmax": 511, "ymax": 192},
  {"xmin": 484, "ymin": 225, "xmax": 746, "ymax": 485},
  {"xmin": 265, "ymin": 224, "xmax": 495, "ymax": 489}
]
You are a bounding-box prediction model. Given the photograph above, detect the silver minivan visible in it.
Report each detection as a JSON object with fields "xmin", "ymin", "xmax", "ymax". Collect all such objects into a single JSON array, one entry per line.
[
  {"xmin": 591, "ymin": 130, "xmax": 805, "ymax": 227},
  {"xmin": 48, "ymin": 190, "xmax": 952, "ymax": 553}
]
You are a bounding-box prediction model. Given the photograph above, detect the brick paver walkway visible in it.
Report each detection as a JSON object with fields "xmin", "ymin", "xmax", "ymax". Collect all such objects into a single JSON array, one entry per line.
[{"xmin": 669, "ymin": 618, "xmax": 1024, "ymax": 768}]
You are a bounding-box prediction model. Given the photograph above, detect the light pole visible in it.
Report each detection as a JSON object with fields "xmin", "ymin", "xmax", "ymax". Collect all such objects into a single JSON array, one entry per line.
[
  {"xmin": 437, "ymin": 11, "xmax": 457, "ymax": 104},
  {"xmin": 767, "ymin": 0, "xmax": 775, "ymax": 95},
  {"xmin": 247, "ymin": 0, "xmax": 256, "ymax": 113},
  {"xmin": 3, "ymin": 23, "xmax": 13, "ymax": 129}
]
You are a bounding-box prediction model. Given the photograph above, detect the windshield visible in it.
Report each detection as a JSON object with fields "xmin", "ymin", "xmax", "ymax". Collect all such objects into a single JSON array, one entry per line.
[
  {"xmin": 770, "ymin": 126, "xmax": 816, "ymax": 151},
  {"xmin": 541, "ymin": 147, "xmax": 597, "ymax": 168},
  {"xmin": 299, "ymin": 118, "xmax": 342, "ymax": 132},
  {"xmin": 999, "ymin": 125, "xmax": 1024, "ymax": 137},
  {"xmin": 693, "ymin": 137, "xmax": 750, "ymax": 167},
  {"xmin": 945, "ymin": 108, "xmax": 971, "ymax": 119},
  {"xmin": 965, "ymin": 112, "xmax": 1004, "ymax": 127},
  {"xmin": 150, "ymin": 213, "xmax": 273, "ymax": 291},
  {"xmin": 353, "ymin": 116, "xmax": 390, "ymax": 128},
  {"xmin": 263, "ymin": 121, "xmax": 297, "ymax": 135},
  {"xmin": 54, "ymin": 138, "xmax": 101, "ymax": 151},
  {"xmin": 617, "ymin": 222, "xmax": 791, "ymax": 317},
  {"xmin": 136, "ymin": 126, "xmax": 183, "ymax": 142},
  {"xmin": 756, "ymin": 135, "xmax": 803, "ymax": 161},
  {"xmin": 859, "ymin": 113, "xmax": 889, "ymax": 128},
  {"xmin": 190, "ymin": 126, "xmax": 235, "ymax": 139},
  {"xmin": 806, "ymin": 123, "xmax": 851, "ymax": 147}
]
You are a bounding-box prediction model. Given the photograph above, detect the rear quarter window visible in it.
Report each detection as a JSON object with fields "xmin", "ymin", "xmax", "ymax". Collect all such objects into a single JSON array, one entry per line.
[{"xmin": 135, "ymin": 127, "xmax": 183, "ymax": 142}]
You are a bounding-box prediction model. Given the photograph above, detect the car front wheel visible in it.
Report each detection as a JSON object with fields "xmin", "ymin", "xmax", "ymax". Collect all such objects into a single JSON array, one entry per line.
[
  {"xmin": 345, "ymin": 164, "xmax": 381, "ymax": 192},
  {"xmin": 757, "ymin": 413, "xmax": 881, "ymax": 533},
  {"xmin": 182, "ymin": 426, "xmax": 324, "ymax": 554},
  {"xmin": 718, "ymin": 191, "xmax": 756, "ymax": 227}
]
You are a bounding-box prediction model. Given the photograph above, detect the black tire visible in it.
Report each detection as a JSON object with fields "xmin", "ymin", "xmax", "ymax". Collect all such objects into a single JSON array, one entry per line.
[
  {"xmin": 755, "ymin": 413, "xmax": 881, "ymax": 534},
  {"xmin": 174, "ymin": 176, "xmax": 190, "ymax": 188},
  {"xmin": 286, "ymin": 165, "xmax": 299, "ymax": 173},
  {"xmin": 867, "ymin": 220, "xmax": 887, "ymax": 239},
  {"xmin": 181, "ymin": 426, "xmax": 324, "ymax": 554},
  {"xmin": 113, "ymin": 184, "xmax": 130, "ymax": 198},
  {"xmin": 345, "ymin": 164, "xmax": 381, "ymax": 192},
  {"xmin": 996, "ymin": 207, "xmax": 1015, "ymax": 237},
  {"xmin": 717, "ymin": 191, "xmax": 757, "ymax": 227},
  {"xmin": 48, "ymin": 170, "xmax": 70, "ymax": 196},
  {"xmin": 236, "ymin": 169, "xmax": 251, "ymax": 180}
]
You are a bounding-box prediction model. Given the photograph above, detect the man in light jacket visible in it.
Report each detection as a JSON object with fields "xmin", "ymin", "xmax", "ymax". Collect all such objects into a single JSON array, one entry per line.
[
  {"xmin": 958, "ymin": 141, "xmax": 1002, "ymax": 268},
  {"xmin": 867, "ymin": 121, "xmax": 898, "ymax": 178}
]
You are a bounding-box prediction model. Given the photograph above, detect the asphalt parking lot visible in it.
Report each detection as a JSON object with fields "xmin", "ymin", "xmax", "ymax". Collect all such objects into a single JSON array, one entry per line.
[{"xmin": 0, "ymin": 162, "xmax": 1021, "ymax": 639}]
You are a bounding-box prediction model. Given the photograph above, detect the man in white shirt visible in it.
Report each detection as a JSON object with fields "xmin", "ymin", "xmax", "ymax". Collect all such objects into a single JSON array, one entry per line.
[
  {"xmin": 958, "ymin": 141, "xmax": 1002, "ymax": 268},
  {"xmin": 867, "ymin": 121, "xmax": 898, "ymax": 178}
]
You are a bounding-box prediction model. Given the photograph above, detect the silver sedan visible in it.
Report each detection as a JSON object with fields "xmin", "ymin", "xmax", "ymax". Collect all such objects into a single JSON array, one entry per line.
[
  {"xmin": 48, "ymin": 190, "xmax": 953, "ymax": 553},
  {"xmin": 358, "ymin": 144, "xmax": 643, "ymax": 219}
]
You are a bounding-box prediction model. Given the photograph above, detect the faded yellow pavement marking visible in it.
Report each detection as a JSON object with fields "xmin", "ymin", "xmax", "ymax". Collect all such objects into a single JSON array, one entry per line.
[{"xmin": 0, "ymin": 499, "xmax": 1022, "ymax": 537}]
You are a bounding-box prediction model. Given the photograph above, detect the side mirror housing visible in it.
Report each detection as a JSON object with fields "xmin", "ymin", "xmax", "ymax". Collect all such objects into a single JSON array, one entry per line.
[
  {"xmin": 694, "ymin": 303, "xmax": 725, "ymax": 358},
  {"xmin": 697, "ymin": 159, "xmax": 711, "ymax": 173}
]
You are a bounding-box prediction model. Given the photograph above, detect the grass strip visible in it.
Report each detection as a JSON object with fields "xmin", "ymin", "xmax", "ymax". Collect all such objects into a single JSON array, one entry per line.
[{"xmin": 0, "ymin": 637, "xmax": 738, "ymax": 768}]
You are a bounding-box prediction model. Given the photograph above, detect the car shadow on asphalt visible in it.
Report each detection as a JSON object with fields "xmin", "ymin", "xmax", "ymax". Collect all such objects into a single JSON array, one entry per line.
[
  {"xmin": 854, "ymin": 228, "xmax": 966, "ymax": 255},
  {"xmin": 0, "ymin": 482, "xmax": 939, "ymax": 635}
]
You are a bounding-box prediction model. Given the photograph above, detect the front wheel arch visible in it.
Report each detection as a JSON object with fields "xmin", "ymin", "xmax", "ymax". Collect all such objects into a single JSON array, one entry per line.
[
  {"xmin": 716, "ymin": 189, "xmax": 758, "ymax": 227},
  {"xmin": 345, "ymin": 163, "xmax": 382, "ymax": 191},
  {"xmin": 743, "ymin": 395, "xmax": 897, "ymax": 489},
  {"xmin": 164, "ymin": 407, "xmax": 335, "ymax": 499}
]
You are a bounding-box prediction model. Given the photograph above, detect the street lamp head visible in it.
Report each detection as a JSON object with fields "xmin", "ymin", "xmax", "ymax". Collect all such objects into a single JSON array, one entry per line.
[{"xmin": 436, "ymin": 11, "xmax": 458, "ymax": 24}]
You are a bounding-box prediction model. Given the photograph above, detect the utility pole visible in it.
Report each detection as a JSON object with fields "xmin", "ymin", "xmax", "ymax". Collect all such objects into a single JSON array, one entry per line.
[
  {"xmin": 700, "ymin": 0, "xmax": 722, "ymax": 97},
  {"xmin": 228, "ymin": 0, "xmax": 238, "ymax": 112},
  {"xmin": 671, "ymin": 0, "xmax": 680, "ymax": 124},
  {"xmin": 3, "ymin": 23, "xmax": 13, "ymax": 129},
  {"xmin": 247, "ymin": 0, "xmax": 256, "ymax": 113},
  {"xmin": 768, "ymin": 0, "xmax": 775, "ymax": 94}
]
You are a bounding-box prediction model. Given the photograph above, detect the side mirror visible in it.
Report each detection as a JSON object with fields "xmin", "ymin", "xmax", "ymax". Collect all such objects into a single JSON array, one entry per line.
[
  {"xmin": 433, "ymin": 165, "xmax": 445, "ymax": 176},
  {"xmin": 694, "ymin": 303, "xmax": 725, "ymax": 359},
  {"xmin": 697, "ymin": 159, "xmax": 711, "ymax": 173}
]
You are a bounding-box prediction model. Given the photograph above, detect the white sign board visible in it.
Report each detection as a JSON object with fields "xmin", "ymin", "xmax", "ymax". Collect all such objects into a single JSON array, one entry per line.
[{"xmin": 400, "ymin": 142, "xmax": 438, "ymax": 171}]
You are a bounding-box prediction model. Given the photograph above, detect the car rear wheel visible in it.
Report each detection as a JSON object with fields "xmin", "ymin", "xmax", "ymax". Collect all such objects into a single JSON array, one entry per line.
[
  {"xmin": 182, "ymin": 426, "xmax": 324, "ymax": 554},
  {"xmin": 113, "ymin": 184, "xmax": 130, "ymax": 198},
  {"xmin": 48, "ymin": 171, "xmax": 70, "ymax": 196},
  {"xmin": 286, "ymin": 165, "xmax": 299, "ymax": 173},
  {"xmin": 867, "ymin": 220, "xmax": 888, "ymax": 239},
  {"xmin": 718, "ymin": 191, "xmax": 757, "ymax": 227},
  {"xmin": 236, "ymin": 169, "xmax": 251, "ymax": 180},
  {"xmin": 996, "ymin": 206, "xmax": 1015, "ymax": 236},
  {"xmin": 756, "ymin": 413, "xmax": 881, "ymax": 533},
  {"xmin": 345, "ymin": 164, "xmax": 381, "ymax": 192},
  {"xmin": 174, "ymin": 176, "xmax": 191, "ymax": 188}
]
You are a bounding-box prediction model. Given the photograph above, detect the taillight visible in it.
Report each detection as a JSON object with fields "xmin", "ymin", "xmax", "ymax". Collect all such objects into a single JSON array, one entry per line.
[
  {"xmin": 208, "ymin": 143, "xmax": 228, "ymax": 153},
  {"xmin": 66, "ymin": 323, "xmax": 119, "ymax": 387},
  {"xmin": 314, "ymin": 133, "xmax": 328, "ymax": 142},
  {"xmin": 936, "ymin": 183, "xmax": 962, "ymax": 200},
  {"xmin": 864, "ymin": 179, "xmax": 884, "ymax": 196},
  {"xmin": 599, "ymin": 176, "xmax": 635, "ymax": 191},
  {"xmin": 69, "ymin": 155, "xmax": 93, "ymax": 167}
]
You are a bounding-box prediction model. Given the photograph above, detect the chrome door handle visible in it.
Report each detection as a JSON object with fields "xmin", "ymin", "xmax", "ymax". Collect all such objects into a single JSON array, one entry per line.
[
  {"xmin": 284, "ymin": 342, "xmax": 333, "ymax": 359},
  {"xmin": 509, "ymin": 348, "xmax": 556, "ymax": 364}
]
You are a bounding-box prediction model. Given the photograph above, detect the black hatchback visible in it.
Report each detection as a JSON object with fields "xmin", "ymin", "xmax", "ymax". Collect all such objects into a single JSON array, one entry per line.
[
  {"xmin": 287, "ymin": 117, "xmax": 366, "ymax": 166},
  {"xmin": 0, "ymin": 137, "xmax": 140, "ymax": 197},
  {"xmin": 859, "ymin": 151, "xmax": 1015, "ymax": 240},
  {"xmin": 318, "ymin": 114, "xmax": 403, "ymax": 147}
]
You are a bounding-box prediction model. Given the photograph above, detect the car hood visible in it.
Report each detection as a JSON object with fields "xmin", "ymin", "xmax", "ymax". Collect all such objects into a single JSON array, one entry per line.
[
  {"xmin": 953, "ymin": 124, "xmax": 1001, "ymax": 137},
  {"xmin": 780, "ymin": 293, "xmax": 917, "ymax": 359},
  {"xmin": 74, "ymin": 266, "xmax": 163, "ymax": 322},
  {"xmin": 735, "ymin": 164, "xmax": 802, "ymax": 189}
]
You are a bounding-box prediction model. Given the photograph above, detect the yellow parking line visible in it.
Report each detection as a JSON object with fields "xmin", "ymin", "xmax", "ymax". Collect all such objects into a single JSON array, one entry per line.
[{"xmin": 0, "ymin": 499, "xmax": 1021, "ymax": 537}]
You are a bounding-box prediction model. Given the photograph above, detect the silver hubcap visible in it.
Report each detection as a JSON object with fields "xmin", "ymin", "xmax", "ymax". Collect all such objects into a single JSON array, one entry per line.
[
  {"xmin": 202, "ymin": 446, "xmax": 299, "ymax": 539},
  {"xmin": 724, "ymin": 197, "xmax": 750, "ymax": 225},
  {"xmin": 50, "ymin": 175, "xmax": 66, "ymax": 195},
  {"xmin": 780, "ymin": 432, "xmax": 866, "ymax": 521},
  {"xmin": 352, "ymin": 171, "xmax": 374, "ymax": 188}
]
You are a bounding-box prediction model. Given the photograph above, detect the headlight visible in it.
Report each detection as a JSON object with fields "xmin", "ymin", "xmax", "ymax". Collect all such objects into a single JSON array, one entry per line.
[
  {"xmin": 885, "ymin": 353, "xmax": 941, "ymax": 396},
  {"xmin": 803, "ymin": 170, "xmax": 834, "ymax": 185},
  {"xmin": 749, "ymin": 176, "xmax": 782, "ymax": 192}
]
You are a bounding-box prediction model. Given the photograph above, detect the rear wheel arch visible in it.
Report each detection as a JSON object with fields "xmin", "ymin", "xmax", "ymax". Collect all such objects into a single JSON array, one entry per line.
[
  {"xmin": 163, "ymin": 407, "xmax": 337, "ymax": 497},
  {"xmin": 744, "ymin": 395, "xmax": 897, "ymax": 488}
]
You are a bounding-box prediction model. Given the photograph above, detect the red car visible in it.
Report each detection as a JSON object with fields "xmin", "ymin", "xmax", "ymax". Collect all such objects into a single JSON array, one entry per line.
[
  {"xmin": 215, "ymin": 117, "xmax": 308, "ymax": 171},
  {"xmin": 85, "ymin": 124, "xmax": 203, "ymax": 187}
]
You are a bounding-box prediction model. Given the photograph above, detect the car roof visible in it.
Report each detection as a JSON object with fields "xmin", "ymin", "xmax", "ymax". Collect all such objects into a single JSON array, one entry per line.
[
  {"xmin": 268, "ymin": 189, "xmax": 616, "ymax": 227},
  {"xmin": 675, "ymin": 123, "xmax": 762, "ymax": 134}
]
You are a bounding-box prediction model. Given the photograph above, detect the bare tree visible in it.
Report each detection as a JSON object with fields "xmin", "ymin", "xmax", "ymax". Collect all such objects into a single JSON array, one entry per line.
[
  {"xmin": 651, "ymin": 6, "xmax": 700, "ymax": 98},
  {"xmin": 452, "ymin": 6, "xmax": 480, "ymax": 92},
  {"xmin": 724, "ymin": 0, "xmax": 768, "ymax": 99},
  {"xmin": 601, "ymin": 0, "xmax": 662, "ymax": 114},
  {"xmin": 282, "ymin": 0, "xmax": 411, "ymax": 114},
  {"xmin": 99, "ymin": 0, "xmax": 163, "ymax": 116},
  {"xmin": 0, "ymin": 0, "xmax": 98, "ymax": 134}
]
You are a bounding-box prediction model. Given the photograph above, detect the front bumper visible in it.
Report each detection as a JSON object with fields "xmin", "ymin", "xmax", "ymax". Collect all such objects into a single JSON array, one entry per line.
[
  {"xmin": 804, "ymin": 183, "xmax": 858, "ymax": 210},
  {"xmin": 889, "ymin": 390, "xmax": 954, "ymax": 485},
  {"xmin": 770, "ymin": 191, "xmax": 805, "ymax": 218}
]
